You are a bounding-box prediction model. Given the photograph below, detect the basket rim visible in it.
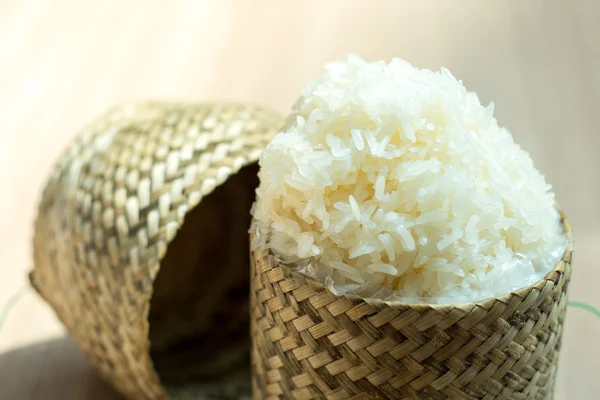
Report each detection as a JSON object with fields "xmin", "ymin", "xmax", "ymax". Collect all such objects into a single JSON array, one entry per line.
[{"xmin": 253, "ymin": 207, "xmax": 573, "ymax": 311}]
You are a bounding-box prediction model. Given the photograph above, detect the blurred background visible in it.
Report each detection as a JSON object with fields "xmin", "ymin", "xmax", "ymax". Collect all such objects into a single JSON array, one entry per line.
[{"xmin": 0, "ymin": 0, "xmax": 597, "ymax": 399}]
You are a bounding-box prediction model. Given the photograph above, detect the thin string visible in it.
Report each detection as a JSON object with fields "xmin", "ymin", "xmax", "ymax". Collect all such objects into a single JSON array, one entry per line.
[
  {"xmin": 0, "ymin": 283, "xmax": 31, "ymax": 336},
  {"xmin": 568, "ymin": 300, "xmax": 600, "ymax": 319}
]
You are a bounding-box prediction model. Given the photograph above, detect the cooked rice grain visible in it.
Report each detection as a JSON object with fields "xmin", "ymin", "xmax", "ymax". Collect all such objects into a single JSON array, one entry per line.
[{"xmin": 253, "ymin": 55, "xmax": 566, "ymax": 303}]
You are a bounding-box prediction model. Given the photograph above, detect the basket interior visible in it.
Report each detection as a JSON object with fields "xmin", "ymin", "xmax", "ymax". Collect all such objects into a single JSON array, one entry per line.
[{"xmin": 148, "ymin": 163, "xmax": 259, "ymax": 383}]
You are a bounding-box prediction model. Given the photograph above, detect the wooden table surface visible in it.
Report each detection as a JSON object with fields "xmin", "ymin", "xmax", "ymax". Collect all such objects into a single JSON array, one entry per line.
[{"xmin": 0, "ymin": 1, "xmax": 598, "ymax": 399}]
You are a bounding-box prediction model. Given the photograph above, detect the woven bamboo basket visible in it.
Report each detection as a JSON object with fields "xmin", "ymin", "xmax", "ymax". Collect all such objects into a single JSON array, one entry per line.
[
  {"xmin": 30, "ymin": 101, "xmax": 284, "ymax": 400},
  {"xmin": 250, "ymin": 213, "xmax": 573, "ymax": 400}
]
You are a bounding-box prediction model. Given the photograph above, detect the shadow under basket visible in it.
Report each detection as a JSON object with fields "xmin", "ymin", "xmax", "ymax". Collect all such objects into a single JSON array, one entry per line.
[
  {"xmin": 250, "ymin": 213, "xmax": 573, "ymax": 400},
  {"xmin": 30, "ymin": 102, "xmax": 284, "ymax": 400}
]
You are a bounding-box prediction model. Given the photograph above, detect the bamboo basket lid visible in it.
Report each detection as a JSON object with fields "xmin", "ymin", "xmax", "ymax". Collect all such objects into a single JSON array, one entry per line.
[{"xmin": 30, "ymin": 102, "xmax": 284, "ymax": 399}]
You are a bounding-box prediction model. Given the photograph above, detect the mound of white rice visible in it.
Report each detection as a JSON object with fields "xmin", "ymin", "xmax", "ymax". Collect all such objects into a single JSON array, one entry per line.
[{"xmin": 252, "ymin": 55, "xmax": 567, "ymax": 303}]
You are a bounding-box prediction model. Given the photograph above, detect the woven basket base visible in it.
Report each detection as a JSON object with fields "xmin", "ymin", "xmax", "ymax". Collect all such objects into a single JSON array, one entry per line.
[{"xmin": 250, "ymin": 216, "xmax": 573, "ymax": 400}]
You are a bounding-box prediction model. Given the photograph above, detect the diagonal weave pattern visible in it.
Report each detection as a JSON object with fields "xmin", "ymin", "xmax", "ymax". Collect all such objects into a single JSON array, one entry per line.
[
  {"xmin": 251, "ymin": 215, "xmax": 573, "ymax": 400},
  {"xmin": 31, "ymin": 102, "xmax": 283, "ymax": 400}
]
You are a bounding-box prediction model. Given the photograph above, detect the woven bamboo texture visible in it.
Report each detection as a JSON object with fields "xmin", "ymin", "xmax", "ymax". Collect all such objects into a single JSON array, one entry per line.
[
  {"xmin": 250, "ymin": 215, "xmax": 573, "ymax": 400},
  {"xmin": 30, "ymin": 102, "xmax": 283, "ymax": 400}
]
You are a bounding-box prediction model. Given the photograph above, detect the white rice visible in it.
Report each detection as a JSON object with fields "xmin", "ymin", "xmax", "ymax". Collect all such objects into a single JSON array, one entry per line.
[{"xmin": 252, "ymin": 55, "xmax": 567, "ymax": 303}]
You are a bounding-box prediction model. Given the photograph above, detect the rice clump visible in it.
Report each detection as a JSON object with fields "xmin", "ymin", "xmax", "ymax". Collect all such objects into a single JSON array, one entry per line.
[{"xmin": 252, "ymin": 55, "xmax": 567, "ymax": 304}]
